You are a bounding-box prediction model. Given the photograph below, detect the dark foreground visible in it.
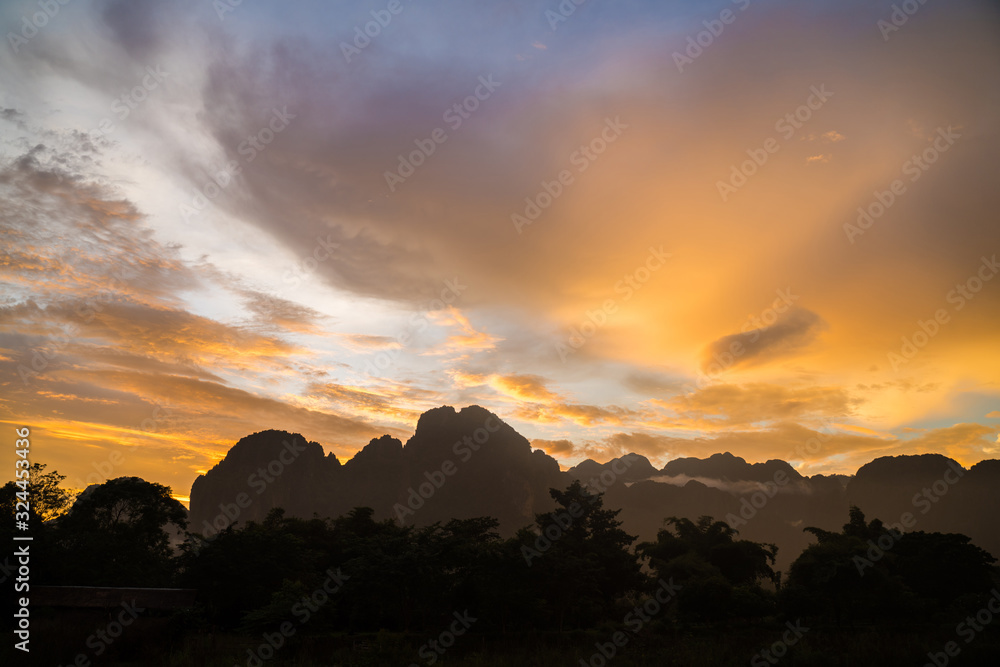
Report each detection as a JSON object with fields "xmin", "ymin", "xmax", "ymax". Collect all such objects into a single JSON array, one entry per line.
[{"xmin": 10, "ymin": 612, "xmax": 1000, "ymax": 667}]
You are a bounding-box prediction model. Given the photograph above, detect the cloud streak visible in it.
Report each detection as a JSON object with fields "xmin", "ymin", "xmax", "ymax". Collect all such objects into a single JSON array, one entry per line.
[{"xmin": 702, "ymin": 308, "xmax": 827, "ymax": 373}]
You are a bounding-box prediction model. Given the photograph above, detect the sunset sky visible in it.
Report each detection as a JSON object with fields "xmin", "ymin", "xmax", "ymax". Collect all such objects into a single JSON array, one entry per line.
[{"xmin": 2, "ymin": 0, "xmax": 999, "ymax": 504}]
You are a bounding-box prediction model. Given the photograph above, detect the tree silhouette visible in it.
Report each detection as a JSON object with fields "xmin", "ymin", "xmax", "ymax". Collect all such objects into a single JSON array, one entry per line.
[
  {"xmin": 519, "ymin": 480, "xmax": 644, "ymax": 630},
  {"xmin": 54, "ymin": 476, "xmax": 187, "ymax": 586},
  {"xmin": 784, "ymin": 506, "xmax": 913, "ymax": 625},
  {"xmin": 0, "ymin": 463, "xmax": 74, "ymax": 588},
  {"xmin": 783, "ymin": 506, "xmax": 997, "ymax": 625},
  {"xmin": 0, "ymin": 463, "xmax": 73, "ymax": 524},
  {"xmin": 638, "ymin": 516, "xmax": 777, "ymax": 622},
  {"xmin": 892, "ymin": 530, "xmax": 996, "ymax": 605},
  {"xmin": 181, "ymin": 507, "xmax": 327, "ymax": 628}
]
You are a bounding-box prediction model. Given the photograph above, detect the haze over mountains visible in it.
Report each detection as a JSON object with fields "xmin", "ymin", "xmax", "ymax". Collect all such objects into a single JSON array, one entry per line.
[{"xmin": 190, "ymin": 405, "xmax": 1000, "ymax": 570}]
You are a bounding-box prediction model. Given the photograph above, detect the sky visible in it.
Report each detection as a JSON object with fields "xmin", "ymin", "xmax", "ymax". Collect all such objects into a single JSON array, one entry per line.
[{"xmin": 1, "ymin": 0, "xmax": 999, "ymax": 505}]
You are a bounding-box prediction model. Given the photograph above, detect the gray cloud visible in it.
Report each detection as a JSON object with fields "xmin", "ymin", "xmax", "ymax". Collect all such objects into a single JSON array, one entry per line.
[
  {"xmin": 702, "ymin": 308, "xmax": 827, "ymax": 373},
  {"xmin": 239, "ymin": 289, "xmax": 327, "ymax": 335}
]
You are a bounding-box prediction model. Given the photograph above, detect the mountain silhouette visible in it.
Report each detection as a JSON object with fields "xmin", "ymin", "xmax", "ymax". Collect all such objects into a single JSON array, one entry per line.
[
  {"xmin": 190, "ymin": 405, "xmax": 564, "ymax": 536},
  {"xmin": 189, "ymin": 405, "xmax": 1000, "ymax": 570},
  {"xmin": 660, "ymin": 451, "xmax": 802, "ymax": 484}
]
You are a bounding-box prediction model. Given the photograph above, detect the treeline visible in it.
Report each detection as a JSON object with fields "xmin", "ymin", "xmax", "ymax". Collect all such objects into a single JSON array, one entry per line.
[{"xmin": 3, "ymin": 465, "xmax": 999, "ymax": 638}]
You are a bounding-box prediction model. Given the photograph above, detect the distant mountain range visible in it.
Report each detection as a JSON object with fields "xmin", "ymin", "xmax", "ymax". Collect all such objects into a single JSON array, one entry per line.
[{"xmin": 189, "ymin": 405, "xmax": 1000, "ymax": 571}]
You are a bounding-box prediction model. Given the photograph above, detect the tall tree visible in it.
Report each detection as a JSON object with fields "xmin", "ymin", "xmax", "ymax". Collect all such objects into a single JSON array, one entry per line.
[
  {"xmin": 520, "ymin": 480, "xmax": 644, "ymax": 629},
  {"xmin": 638, "ymin": 516, "xmax": 777, "ymax": 622},
  {"xmin": 783, "ymin": 506, "xmax": 996, "ymax": 624},
  {"xmin": 55, "ymin": 476, "xmax": 187, "ymax": 586}
]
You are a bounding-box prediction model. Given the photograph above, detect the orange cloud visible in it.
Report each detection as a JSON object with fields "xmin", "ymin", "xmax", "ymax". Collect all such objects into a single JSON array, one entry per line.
[
  {"xmin": 488, "ymin": 373, "xmax": 558, "ymax": 403},
  {"xmin": 531, "ymin": 438, "xmax": 575, "ymax": 456},
  {"xmin": 663, "ymin": 382, "xmax": 860, "ymax": 429}
]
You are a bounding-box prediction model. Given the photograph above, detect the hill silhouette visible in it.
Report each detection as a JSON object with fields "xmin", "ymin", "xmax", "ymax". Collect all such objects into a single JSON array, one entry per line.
[
  {"xmin": 190, "ymin": 405, "xmax": 564, "ymax": 537},
  {"xmin": 189, "ymin": 405, "xmax": 1000, "ymax": 571}
]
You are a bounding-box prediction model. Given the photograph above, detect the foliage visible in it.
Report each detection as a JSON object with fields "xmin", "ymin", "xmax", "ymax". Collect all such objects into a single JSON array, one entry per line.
[
  {"xmin": 0, "ymin": 462, "xmax": 74, "ymax": 523},
  {"xmin": 515, "ymin": 480, "xmax": 647, "ymax": 630},
  {"xmin": 638, "ymin": 515, "xmax": 778, "ymax": 621},
  {"xmin": 784, "ymin": 506, "xmax": 998, "ymax": 624},
  {"xmin": 51, "ymin": 476, "xmax": 188, "ymax": 586},
  {"xmin": 8, "ymin": 466, "xmax": 998, "ymax": 662}
]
